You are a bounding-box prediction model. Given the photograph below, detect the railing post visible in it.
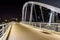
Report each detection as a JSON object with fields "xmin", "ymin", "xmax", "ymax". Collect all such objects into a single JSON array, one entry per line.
[
  {"xmin": 35, "ymin": 22, "xmax": 36, "ymax": 27},
  {"xmin": 2, "ymin": 25, "xmax": 4, "ymax": 35},
  {"xmin": 40, "ymin": 23, "xmax": 41, "ymax": 29}
]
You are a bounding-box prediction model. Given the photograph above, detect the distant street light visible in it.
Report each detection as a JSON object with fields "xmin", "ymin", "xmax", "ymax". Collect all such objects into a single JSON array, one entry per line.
[
  {"xmin": 16, "ymin": 18, "xmax": 18, "ymax": 21},
  {"xmin": 4, "ymin": 19, "xmax": 8, "ymax": 22}
]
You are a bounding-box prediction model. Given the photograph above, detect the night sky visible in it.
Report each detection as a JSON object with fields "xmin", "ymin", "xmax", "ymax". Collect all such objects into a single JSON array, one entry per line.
[
  {"xmin": 0, "ymin": 0, "xmax": 17, "ymax": 19},
  {"xmin": 0, "ymin": 0, "xmax": 29, "ymax": 20},
  {"xmin": 0, "ymin": 0, "xmax": 60, "ymax": 21}
]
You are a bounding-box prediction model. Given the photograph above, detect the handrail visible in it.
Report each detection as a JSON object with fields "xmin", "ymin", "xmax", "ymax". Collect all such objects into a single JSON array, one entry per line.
[
  {"xmin": 0, "ymin": 22, "xmax": 12, "ymax": 40},
  {"xmin": 0, "ymin": 24, "xmax": 7, "ymax": 38},
  {"xmin": 22, "ymin": 21, "xmax": 60, "ymax": 32},
  {"xmin": 21, "ymin": 22, "xmax": 60, "ymax": 35}
]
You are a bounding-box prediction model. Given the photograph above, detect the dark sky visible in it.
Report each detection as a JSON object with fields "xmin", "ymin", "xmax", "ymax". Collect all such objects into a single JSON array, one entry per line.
[
  {"xmin": 0, "ymin": 0, "xmax": 60, "ymax": 20},
  {"xmin": 0, "ymin": 0, "xmax": 29, "ymax": 20},
  {"xmin": 0, "ymin": 0, "xmax": 17, "ymax": 19}
]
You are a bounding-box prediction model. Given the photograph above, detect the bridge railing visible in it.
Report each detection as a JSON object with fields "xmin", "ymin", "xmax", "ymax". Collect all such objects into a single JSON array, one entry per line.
[
  {"xmin": 0, "ymin": 23, "xmax": 9, "ymax": 38},
  {"xmin": 22, "ymin": 21, "xmax": 60, "ymax": 33},
  {"xmin": 0, "ymin": 22, "xmax": 15, "ymax": 40}
]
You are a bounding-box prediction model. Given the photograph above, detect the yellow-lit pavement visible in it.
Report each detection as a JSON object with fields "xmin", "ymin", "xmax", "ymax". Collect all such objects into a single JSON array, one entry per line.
[{"xmin": 7, "ymin": 22, "xmax": 60, "ymax": 40}]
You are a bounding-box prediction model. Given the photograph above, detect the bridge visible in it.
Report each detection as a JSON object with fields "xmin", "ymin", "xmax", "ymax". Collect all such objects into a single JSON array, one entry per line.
[
  {"xmin": 0, "ymin": 22, "xmax": 60, "ymax": 40},
  {"xmin": 0, "ymin": 1, "xmax": 60, "ymax": 40}
]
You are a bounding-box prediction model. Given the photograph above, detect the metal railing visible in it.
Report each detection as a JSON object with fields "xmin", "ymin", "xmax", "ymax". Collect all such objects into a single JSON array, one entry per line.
[
  {"xmin": 22, "ymin": 22, "xmax": 60, "ymax": 32},
  {"xmin": 0, "ymin": 23, "xmax": 9, "ymax": 38}
]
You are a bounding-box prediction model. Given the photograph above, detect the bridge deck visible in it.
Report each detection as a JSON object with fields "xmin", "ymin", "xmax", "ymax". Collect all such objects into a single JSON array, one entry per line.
[{"xmin": 1, "ymin": 22, "xmax": 60, "ymax": 40}]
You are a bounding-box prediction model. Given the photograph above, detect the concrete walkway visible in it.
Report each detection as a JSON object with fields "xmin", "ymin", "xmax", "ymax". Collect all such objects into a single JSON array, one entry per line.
[{"xmin": 7, "ymin": 22, "xmax": 60, "ymax": 40}]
